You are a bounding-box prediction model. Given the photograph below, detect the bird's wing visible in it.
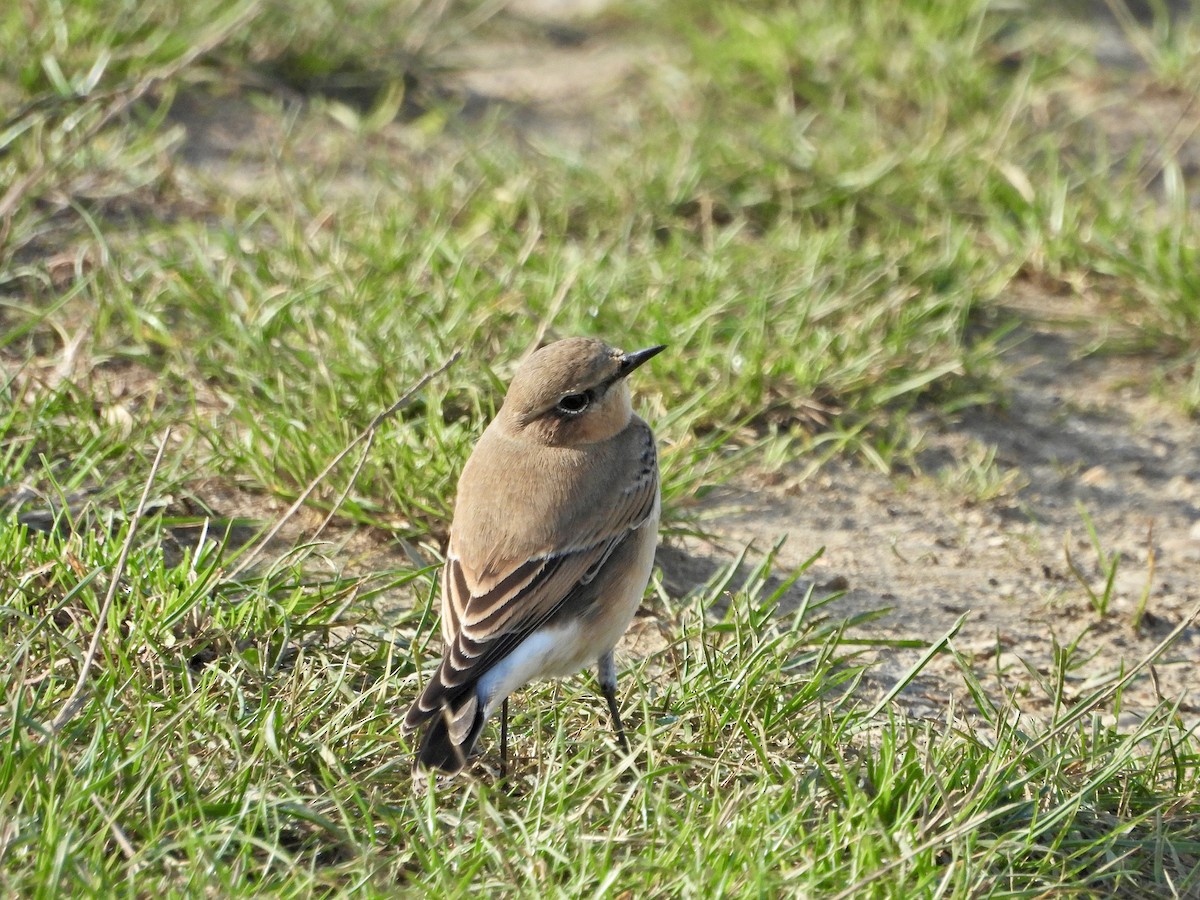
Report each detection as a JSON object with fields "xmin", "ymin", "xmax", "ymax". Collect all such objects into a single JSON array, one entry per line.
[{"xmin": 403, "ymin": 450, "xmax": 657, "ymax": 732}]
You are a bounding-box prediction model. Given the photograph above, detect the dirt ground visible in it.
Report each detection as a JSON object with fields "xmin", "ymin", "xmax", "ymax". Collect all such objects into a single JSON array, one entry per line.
[
  {"xmin": 663, "ymin": 308, "xmax": 1200, "ymax": 731},
  {"xmin": 165, "ymin": 2, "xmax": 1200, "ymax": 731}
]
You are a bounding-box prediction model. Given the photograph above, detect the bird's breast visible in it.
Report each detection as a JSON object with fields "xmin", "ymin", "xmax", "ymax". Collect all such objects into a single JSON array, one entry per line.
[{"xmin": 451, "ymin": 418, "xmax": 656, "ymax": 572}]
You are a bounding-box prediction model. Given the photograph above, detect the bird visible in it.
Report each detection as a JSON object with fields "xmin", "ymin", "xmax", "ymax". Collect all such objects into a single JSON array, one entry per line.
[{"xmin": 403, "ymin": 337, "xmax": 665, "ymax": 775}]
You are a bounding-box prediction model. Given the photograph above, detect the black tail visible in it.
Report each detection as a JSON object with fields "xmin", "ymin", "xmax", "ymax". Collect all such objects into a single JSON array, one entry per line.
[
  {"xmin": 405, "ymin": 655, "xmax": 491, "ymax": 774},
  {"xmin": 416, "ymin": 699, "xmax": 488, "ymax": 774}
]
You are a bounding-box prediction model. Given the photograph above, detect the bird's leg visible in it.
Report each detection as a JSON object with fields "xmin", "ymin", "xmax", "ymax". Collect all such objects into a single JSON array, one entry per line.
[
  {"xmin": 597, "ymin": 651, "xmax": 629, "ymax": 752},
  {"xmin": 499, "ymin": 696, "xmax": 508, "ymax": 782}
]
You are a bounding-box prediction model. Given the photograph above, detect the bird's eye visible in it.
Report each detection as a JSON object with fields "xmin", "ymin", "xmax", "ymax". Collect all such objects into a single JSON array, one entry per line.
[{"xmin": 556, "ymin": 392, "xmax": 590, "ymax": 415}]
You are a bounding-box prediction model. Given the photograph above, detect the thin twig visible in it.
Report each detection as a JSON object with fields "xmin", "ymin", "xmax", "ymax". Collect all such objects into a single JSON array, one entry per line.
[
  {"xmin": 311, "ymin": 430, "xmax": 377, "ymax": 545},
  {"xmin": 49, "ymin": 429, "xmax": 172, "ymax": 734},
  {"xmin": 90, "ymin": 794, "xmax": 137, "ymax": 861},
  {"xmin": 227, "ymin": 350, "xmax": 462, "ymax": 580}
]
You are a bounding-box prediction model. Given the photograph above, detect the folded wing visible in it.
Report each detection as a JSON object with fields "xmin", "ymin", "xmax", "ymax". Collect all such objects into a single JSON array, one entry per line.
[{"xmin": 402, "ymin": 446, "xmax": 657, "ymax": 738}]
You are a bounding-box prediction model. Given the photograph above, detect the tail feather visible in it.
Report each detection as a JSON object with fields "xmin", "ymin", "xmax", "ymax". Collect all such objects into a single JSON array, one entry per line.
[
  {"xmin": 405, "ymin": 663, "xmax": 490, "ymax": 774},
  {"xmin": 416, "ymin": 697, "xmax": 488, "ymax": 774}
]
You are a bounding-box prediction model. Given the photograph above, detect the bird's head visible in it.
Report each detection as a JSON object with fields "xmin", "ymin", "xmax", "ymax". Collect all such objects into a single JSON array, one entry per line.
[{"xmin": 498, "ymin": 337, "xmax": 665, "ymax": 447}]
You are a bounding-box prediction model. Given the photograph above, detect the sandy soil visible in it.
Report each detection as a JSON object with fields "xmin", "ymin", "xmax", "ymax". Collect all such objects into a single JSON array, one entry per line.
[{"xmin": 662, "ymin": 309, "xmax": 1200, "ymax": 730}]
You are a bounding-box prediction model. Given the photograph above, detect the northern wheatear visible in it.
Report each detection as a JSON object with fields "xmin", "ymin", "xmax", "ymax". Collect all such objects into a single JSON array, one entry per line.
[{"xmin": 403, "ymin": 337, "xmax": 664, "ymax": 774}]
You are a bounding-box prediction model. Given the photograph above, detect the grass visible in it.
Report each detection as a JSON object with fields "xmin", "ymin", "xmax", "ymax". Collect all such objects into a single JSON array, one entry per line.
[
  {"xmin": 4, "ymin": 529, "xmax": 1199, "ymax": 896},
  {"xmin": 4, "ymin": 0, "xmax": 1200, "ymax": 895}
]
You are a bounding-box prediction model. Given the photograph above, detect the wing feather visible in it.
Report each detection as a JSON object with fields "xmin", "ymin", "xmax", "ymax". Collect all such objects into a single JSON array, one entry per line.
[{"xmin": 404, "ymin": 423, "xmax": 658, "ymax": 733}]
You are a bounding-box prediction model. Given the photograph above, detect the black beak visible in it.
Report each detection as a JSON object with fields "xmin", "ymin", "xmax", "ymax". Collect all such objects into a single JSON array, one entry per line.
[{"xmin": 618, "ymin": 344, "xmax": 667, "ymax": 378}]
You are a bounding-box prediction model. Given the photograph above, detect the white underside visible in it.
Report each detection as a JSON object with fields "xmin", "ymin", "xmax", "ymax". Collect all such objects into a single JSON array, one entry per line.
[{"xmin": 476, "ymin": 500, "xmax": 659, "ymax": 723}]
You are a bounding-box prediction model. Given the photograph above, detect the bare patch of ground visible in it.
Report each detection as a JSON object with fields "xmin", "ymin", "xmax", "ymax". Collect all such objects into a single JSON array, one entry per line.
[{"xmin": 661, "ymin": 298, "xmax": 1200, "ymax": 729}]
